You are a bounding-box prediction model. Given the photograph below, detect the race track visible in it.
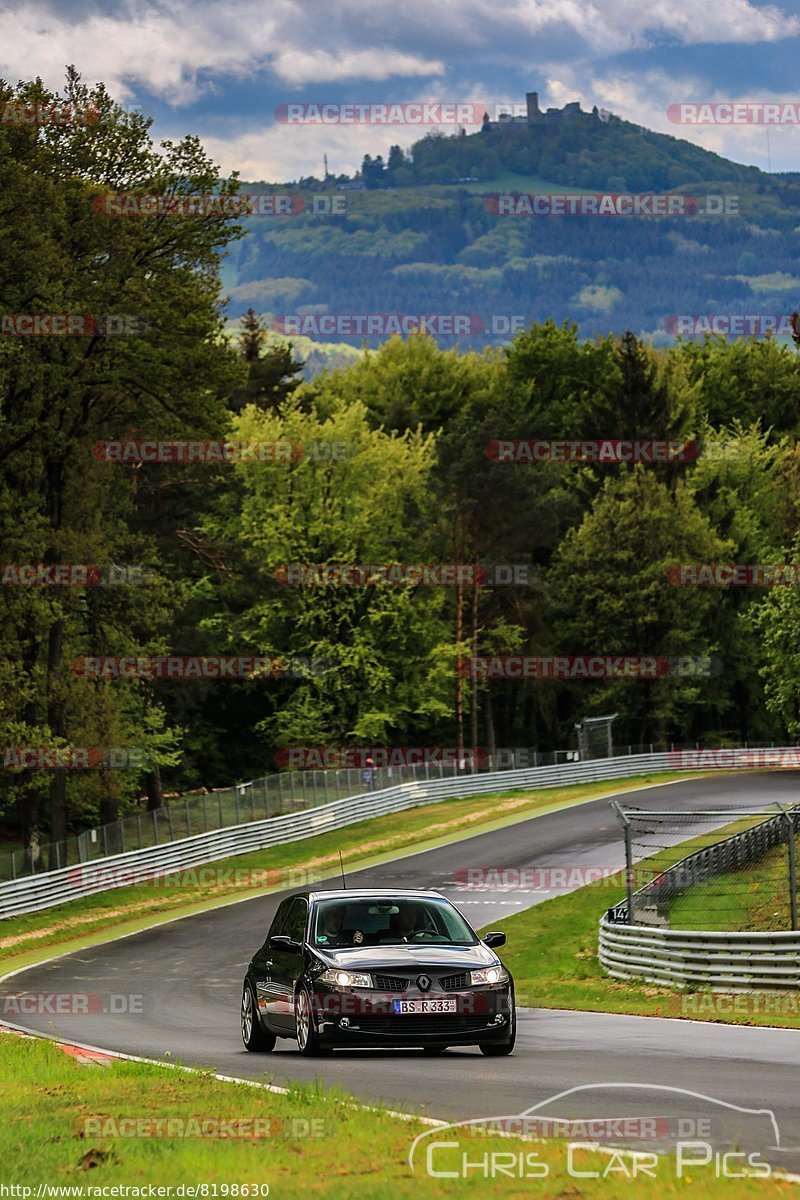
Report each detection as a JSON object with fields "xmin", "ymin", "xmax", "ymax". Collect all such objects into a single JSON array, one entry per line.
[{"xmin": 5, "ymin": 772, "xmax": 800, "ymax": 1172}]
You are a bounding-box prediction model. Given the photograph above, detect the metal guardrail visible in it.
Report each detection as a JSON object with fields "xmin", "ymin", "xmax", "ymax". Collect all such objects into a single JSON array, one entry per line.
[
  {"xmin": 1, "ymin": 744, "xmax": 795, "ymax": 921},
  {"xmin": 599, "ymin": 921, "xmax": 800, "ymax": 989},
  {"xmin": 4, "ymin": 741, "xmax": 685, "ymax": 882},
  {"xmin": 0, "ymin": 750, "xmax": 681, "ymax": 919}
]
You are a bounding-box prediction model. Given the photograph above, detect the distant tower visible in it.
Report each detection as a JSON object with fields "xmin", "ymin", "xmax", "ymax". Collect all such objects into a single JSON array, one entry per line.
[
  {"xmin": 525, "ymin": 91, "xmax": 541, "ymax": 122},
  {"xmin": 323, "ymin": 153, "xmax": 329, "ymax": 180}
]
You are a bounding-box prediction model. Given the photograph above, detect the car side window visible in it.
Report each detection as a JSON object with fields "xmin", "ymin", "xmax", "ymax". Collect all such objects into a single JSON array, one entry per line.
[
  {"xmin": 284, "ymin": 898, "xmax": 308, "ymax": 945},
  {"xmin": 266, "ymin": 898, "xmax": 292, "ymax": 942}
]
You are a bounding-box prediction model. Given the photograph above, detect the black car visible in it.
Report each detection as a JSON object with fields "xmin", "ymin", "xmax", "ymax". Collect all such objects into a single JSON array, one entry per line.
[{"xmin": 241, "ymin": 888, "xmax": 515, "ymax": 1056}]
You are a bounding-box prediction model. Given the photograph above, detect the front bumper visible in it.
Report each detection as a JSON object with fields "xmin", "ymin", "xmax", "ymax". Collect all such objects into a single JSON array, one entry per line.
[{"xmin": 310, "ymin": 983, "xmax": 514, "ymax": 1045}]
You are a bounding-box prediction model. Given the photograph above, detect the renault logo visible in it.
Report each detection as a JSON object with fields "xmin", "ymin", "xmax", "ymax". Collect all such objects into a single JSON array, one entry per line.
[{"xmin": 416, "ymin": 974, "xmax": 432, "ymax": 991}]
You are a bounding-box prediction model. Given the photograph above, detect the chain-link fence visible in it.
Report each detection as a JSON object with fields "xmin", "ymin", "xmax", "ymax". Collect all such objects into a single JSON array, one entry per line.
[
  {"xmin": 609, "ymin": 803, "xmax": 800, "ymax": 932},
  {"xmin": 1, "ymin": 737, "xmax": 787, "ymax": 885}
]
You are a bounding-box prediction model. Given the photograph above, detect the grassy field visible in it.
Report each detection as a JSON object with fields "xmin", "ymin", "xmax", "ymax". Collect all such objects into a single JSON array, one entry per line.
[
  {"xmin": 669, "ymin": 843, "xmax": 794, "ymax": 932},
  {"xmin": 496, "ymin": 820, "xmax": 800, "ymax": 1029},
  {"xmin": 0, "ymin": 772, "xmax": 686, "ymax": 975},
  {"xmin": 0, "ymin": 1030, "xmax": 794, "ymax": 1197}
]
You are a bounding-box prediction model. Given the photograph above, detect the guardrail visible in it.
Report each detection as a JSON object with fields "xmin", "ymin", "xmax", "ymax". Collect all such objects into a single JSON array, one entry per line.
[
  {"xmin": 1, "ymin": 744, "xmax": 795, "ymax": 920},
  {"xmin": 599, "ymin": 920, "xmax": 800, "ymax": 989},
  {"xmin": 0, "ymin": 749, "xmax": 681, "ymax": 919}
]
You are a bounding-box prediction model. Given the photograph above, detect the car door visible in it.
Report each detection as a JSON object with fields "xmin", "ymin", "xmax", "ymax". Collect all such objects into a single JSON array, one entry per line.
[
  {"xmin": 269, "ymin": 896, "xmax": 309, "ymax": 1031},
  {"xmin": 252, "ymin": 897, "xmax": 293, "ymax": 1031}
]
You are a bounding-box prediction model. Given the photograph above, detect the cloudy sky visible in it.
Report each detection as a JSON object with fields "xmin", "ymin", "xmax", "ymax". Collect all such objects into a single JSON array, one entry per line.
[{"xmin": 3, "ymin": 0, "xmax": 800, "ymax": 180}]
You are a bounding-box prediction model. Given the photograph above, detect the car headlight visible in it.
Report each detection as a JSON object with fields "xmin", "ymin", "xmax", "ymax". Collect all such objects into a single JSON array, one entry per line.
[
  {"xmin": 319, "ymin": 969, "xmax": 373, "ymax": 989},
  {"xmin": 470, "ymin": 967, "xmax": 508, "ymax": 985}
]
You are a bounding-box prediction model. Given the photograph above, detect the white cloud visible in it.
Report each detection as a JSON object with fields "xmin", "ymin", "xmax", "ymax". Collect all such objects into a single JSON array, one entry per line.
[
  {"xmin": 1, "ymin": 0, "xmax": 796, "ymax": 111},
  {"xmin": 270, "ymin": 48, "xmax": 444, "ymax": 85}
]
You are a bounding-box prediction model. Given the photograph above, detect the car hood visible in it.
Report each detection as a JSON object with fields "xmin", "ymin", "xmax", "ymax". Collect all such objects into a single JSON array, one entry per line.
[{"xmin": 311, "ymin": 943, "xmax": 500, "ymax": 971}]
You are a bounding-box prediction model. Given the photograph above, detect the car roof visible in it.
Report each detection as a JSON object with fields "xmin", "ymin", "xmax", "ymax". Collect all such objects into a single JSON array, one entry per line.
[{"xmin": 308, "ymin": 888, "xmax": 445, "ymax": 902}]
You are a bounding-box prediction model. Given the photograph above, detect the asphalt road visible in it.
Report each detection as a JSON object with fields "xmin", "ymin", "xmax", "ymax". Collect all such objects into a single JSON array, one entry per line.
[{"xmin": 5, "ymin": 772, "xmax": 800, "ymax": 1174}]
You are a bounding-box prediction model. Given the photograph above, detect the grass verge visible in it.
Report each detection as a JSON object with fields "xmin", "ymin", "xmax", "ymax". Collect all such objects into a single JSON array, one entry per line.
[
  {"xmin": 0, "ymin": 1030, "xmax": 794, "ymax": 1196},
  {"xmin": 496, "ymin": 819, "xmax": 800, "ymax": 1029},
  {"xmin": 669, "ymin": 843, "xmax": 794, "ymax": 932},
  {"xmin": 0, "ymin": 772, "xmax": 688, "ymax": 976}
]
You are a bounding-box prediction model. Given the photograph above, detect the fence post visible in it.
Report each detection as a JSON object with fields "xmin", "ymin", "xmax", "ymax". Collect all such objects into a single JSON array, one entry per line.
[
  {"xmin": 778, "ymin": 805, "xmax": 798, "ymax": 931},
  {"xmin": 218, "ymin": 790, "xmax": 223, "ymax": 828},
  {"xmin": 185, "ymin": 798, "xmax": 191, "ymax": 836},
  {"xmin": 152, "ymin": 809, "xmax": 159, "ymax": 844},
  {"xmin": 235, "ymin": 787, "xmax": 241, "ymax": 825},
  {"xmin": 10, "ymin": 851, "xmax": 16, "ymax": 881},
  {"xmin": 611, "ymin": 801, "xmax": 635, "ymax": 925},
  {"xmin": 264, "ymin": 776, "xmax": 270, "ymax": 818},
  {"xmin": 137, "ymin": 813, "xmax": 143, "ymax": 849},
  {"xmin": 119, "ymin": 820, "xmax": 125, "ymax": 853}
]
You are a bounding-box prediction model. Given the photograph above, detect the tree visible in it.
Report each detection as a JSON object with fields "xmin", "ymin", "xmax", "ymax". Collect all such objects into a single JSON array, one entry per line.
[
  {"xmin": 546, "ymin": 469, "xmax": 730, "ymax": 745},
  {"xmin": 0, "ymin": 69, "xmax": 242, "ymax": 857},
  {"xmin": 230, "ymin": 309, "xmax": 304, "ymax": 413}
]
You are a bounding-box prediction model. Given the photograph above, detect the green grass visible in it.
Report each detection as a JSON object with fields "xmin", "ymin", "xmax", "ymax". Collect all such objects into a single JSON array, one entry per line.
[
  {"xmin": 0, "ymin": 1031, "xmax": 794, "ymax": 1196},
  {"xmin": 668, "ymin": 843, "xmax": 795, "ymax": 933},
  {"xmin": 0, "ymin": 773, "xmax": 687, "ymax": 975}
]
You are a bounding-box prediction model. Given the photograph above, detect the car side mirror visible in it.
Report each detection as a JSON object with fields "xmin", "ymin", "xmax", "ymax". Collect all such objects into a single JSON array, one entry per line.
[
  {"xmin": 269, "ymin": 934, "xmax": 301, "ymax": 952},
  {"xmin": 483, "ymin": 931, "xmax": 506, "ymax": 948}
]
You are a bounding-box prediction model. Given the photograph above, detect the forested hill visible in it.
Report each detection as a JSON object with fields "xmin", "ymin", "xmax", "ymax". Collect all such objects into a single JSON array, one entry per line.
[{"xmin": 224, "ymin": 110, "xmax": 800, "ymax": 352}]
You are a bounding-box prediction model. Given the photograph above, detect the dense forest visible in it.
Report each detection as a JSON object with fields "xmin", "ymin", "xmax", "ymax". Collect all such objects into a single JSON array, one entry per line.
[{"xmin": 3, "ymin": 73, "xmax": 800, "ymax": 858}]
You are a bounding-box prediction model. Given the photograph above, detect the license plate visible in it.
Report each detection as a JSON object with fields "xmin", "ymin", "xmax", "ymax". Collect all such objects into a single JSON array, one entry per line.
[{"xmin": 393, "ymin": 998, "xmax": 457, "ymax": 1014}]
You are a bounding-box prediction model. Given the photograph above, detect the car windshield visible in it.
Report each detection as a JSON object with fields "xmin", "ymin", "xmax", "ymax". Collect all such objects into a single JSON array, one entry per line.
[{"xmin": 312, "ymin": 897, "xmax": 478, "ymax": 947}]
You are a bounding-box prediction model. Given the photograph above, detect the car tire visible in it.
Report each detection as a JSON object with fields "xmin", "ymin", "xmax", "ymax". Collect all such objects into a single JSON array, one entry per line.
[
  {"xmin": 479, "ymin": 997, "xmax": 516, "ymax": 1057},
  {"xmin": 295, "ymin": 986, "xmax": 330, "ymax": 1056},
  {"xmin": 423, "ymin": 1044, "xmax": 449, "ymax": 1055},
  {"xmin": 241, "ymin": 982, "xmax": 276, "ymax": 1052}
]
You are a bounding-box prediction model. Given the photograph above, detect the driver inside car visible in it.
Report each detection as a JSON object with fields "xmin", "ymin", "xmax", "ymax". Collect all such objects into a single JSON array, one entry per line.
[
  {"xmin": 317, "ymin": 905, "xmax": 355, "ymax": 947},
  {"xmin": 390, "ymin": 903, "xmax": 426, "ymax": 941}
]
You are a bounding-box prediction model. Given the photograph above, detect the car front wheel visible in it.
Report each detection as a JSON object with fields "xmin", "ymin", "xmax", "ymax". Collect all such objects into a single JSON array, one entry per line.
[
  {"xmin": 241, "ymin": 982, "xmax": 276, "ymax": 1052},
  {"xmin": 295, "ymin": 986, "xmax": 330, "ymax": 1056}
]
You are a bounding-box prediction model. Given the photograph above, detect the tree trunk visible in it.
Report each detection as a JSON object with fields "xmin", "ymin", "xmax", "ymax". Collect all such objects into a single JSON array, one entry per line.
[
  {"xmin": 145, "ymin": 765, "xmax": 163, "ymax": 811},
  {"xmin": 470, "ymin": 569, "xmax": 479, "ymax": 764},
  {"xmin": 455, "ymin": 574, "xmax": 464, "ymax": 769}
]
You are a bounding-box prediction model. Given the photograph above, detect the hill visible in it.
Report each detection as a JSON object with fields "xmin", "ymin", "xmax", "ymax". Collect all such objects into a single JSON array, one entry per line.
[{"xmin": 223, "ymin": 110, "xmax": 800, "ymax": 356}]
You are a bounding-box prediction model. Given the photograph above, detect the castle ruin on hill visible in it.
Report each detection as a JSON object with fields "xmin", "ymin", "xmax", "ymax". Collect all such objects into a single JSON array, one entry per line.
[{"xmin": 484, "ymin": 92, "xmax": 613, "ymax": 132}]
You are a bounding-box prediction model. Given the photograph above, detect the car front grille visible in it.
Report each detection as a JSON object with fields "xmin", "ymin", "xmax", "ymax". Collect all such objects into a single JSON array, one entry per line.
[
  {"xmin": 373, "ymin": 974, "xmax": 408, "ymax": 992},
  {"xmin": 347, "ymin": 1015, "xmax": 493, "ymax": 1035},
  {"xmin": 438, "ymin": 972, "xmax": 469, "ymax": 991}
]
